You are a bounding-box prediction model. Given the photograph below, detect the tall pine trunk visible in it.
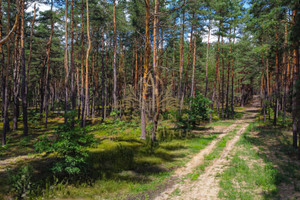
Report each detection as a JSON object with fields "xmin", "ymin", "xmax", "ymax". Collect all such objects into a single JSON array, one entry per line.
[
  {"xmin": 205, "ymin": 25, "xmax": 210, "ymax": 98},
  {"xmin": 44, "ymin": 0, "xmax": 53, "ymax": 128},
  {"xmin": 20, "ymin": 0, "xmax": 28, "ymax": 135},
  {"xmin": 152, "ymin": 0, "xmax": 159, "ymax": 141},
  {"xmin": 178, "ymin": 9, "xmax": 185, "ymax": 107},
  {"xmin": 190, "ymin": 33, "xmax": 197, "ymax": 98},
  {"xmin": 231, "ymin": 28, "xmax": 235, "ymax": 115},
  {"xmin": 80, "ymin": 0, "xmax": 85, "ymax": 126},
  {"xmin": 70, "ymin": 0, "xmax": 76, "ymax": 125},
  {"xmin": 25, "ymin": 3, "xmax": 36, "ymax": 134},
  {"xmin": 64, "ymin": 0, "xmax": 69, "ymax": 124},
  {"xmin": 184, "ymin": 12, "xmax": 194, "ymax": 96},
  {"xmin": 141, "ymin": 0, "xmax": 150, "ymax": 140},
  {"xmin": 210, "ymin": 33, "xmax": 220, "ymax": 122},
  {"xmin": 101, "ymin": 30, "xmax": 106, "ymax": 122},
  {"xmin": 13, "ymin": 17, "xmax": 20, "ymax": 131},
  {"xmin": 83, "ymin": 0, "xmax": 91, "ymax": 127},
  {"xmin": 292, "ymin": 9, "xmax": 299, "ymax": 149},
  {"xmin": 113, "ymin": 0, "xmax": 117, "ymax": 112}
]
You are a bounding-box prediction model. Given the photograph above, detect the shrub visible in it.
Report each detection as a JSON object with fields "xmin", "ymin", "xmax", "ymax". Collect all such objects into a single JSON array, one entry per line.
[
  {"xmin": 176, "ymin": 92, "xmax": 212, "ymax": 128},
  {"xmin": 9, "ymin": 165, "xmax": 34, "ymax": 199},
  {"xmin": 35, "ymin": 112, "xmax": 95, "ymax": 176}
]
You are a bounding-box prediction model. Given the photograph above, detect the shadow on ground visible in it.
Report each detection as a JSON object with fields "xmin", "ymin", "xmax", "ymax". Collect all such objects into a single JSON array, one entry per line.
[{"xmin": 244, "ymin": 120, "xmax": 300, "ymax": 199}]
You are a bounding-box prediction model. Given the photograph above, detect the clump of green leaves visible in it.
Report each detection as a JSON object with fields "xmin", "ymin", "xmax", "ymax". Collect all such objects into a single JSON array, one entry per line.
[
  {"xmin": 176, "ymin": 92, "xmax": 212, "ymax": 128},
  {"xmin": 35, "ymin": 112, "xmax": 95, "ymax": 176},
  {"xmin": 188, "ymin": 92, "xmax": 212, "ymax": 123},
  {"xmin": 9, "ymin": 165, "xmax": 34, "ymax": 199}
]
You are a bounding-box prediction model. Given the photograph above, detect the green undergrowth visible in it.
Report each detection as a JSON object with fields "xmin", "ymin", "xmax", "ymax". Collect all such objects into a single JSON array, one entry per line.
[
  {"xmin": 38, "ymin": 133, "xmax": 218, "ymax": 199},
  {"xmin": 218, "ymin": 120, "xmax": 299, "ymax": 200},
  {"xmin": 0, "ymin": 118, "xmax": 219, "ymax": 199},
  {"xmin": 0, "ymin": 109, "xmax": 244, "ymax": 199},
  {"xmin": 185, "ymin": 126, "xmax": 240, "ymax": 181},
  {"xmin": 218, "ymin": 123, "xmax": 278, "ymax": 200}
]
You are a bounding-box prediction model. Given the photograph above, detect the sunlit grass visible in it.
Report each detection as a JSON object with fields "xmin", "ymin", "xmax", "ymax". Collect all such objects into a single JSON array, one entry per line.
[{"xmin": 218, "ymin": 122, "xmax": 279, "ymax": 200}]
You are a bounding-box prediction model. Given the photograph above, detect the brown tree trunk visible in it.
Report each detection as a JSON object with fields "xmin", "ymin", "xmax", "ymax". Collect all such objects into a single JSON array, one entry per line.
[
  {"xmin": 283, "ymin": 20, "xmax": 288, "ymax": 122},
  {"xmin": 64, "ymin": 0, "xmax": 69, "ymax": 124},
  {"xmin": 190, "ymin": 33, "xmax": 197, "ymax": 98},
  {"xmin": 113, "ymin": 0, "xmax": 117, "ymax": 112},
  {"xmin": 101, "ymin": 30, "xmax": 106, "ymax": 121},
  {"xmin": 20, "ymin": 0, "xmax": 28, "ymax": 135},
  {"xmin": 184, "ymin": 12, "xmax": 194, "ymax": 96},
  {"xmin": 274, "ymin": 32, "xmax": 280, "ymax": 125},
  {"xmin": 178, "ymin": 8, "xmax": 185, "ymax": 106},
  {"xmin": 44, "ymin": 0, "xmax": 54, "ymax": 128},
  {"xmin": 221, "ymin": 37, "xmax": 225, "ymax": 119},
  {"xmin": 26, "ymin": 3, "xmax": 36, "ymax": 103},
  {"xmin": 205, "ymin": 25, "xmax": 210, "ymax": 98},
  {"xmin": 172, "ymin": 37, "xmax": 176, "ymax": 96},
  {"xmin": 1, "ymin": 0, "xmax": 9, "ymax": 145},
  {"xmin": 4, "ymin": 0, "xmax": 12, "ymax": 134},
  {"xmin": 152, "ymin": 0, "xmax": 159, "ymax": 141},
  {"xmin": 292, "ymin": 9, "xmax": 299, "ymax": 149},
  {"xmin": 13, "ymin": 14, "xmax": 20, "ymax": 131},
  {"xmin": 231, "ymin": 28, "xmax": 235, "ymax": 115},
  {"xmin": 225, "ymin": 31, "xmax": 231, "ymax": 118},
  {"xmin": 83, "ymin": 0, "xmax": 91, "ymax": 127},
  {"xmin": 91, "ymin": 51, "xmax": 95, "ymax": 118},
  {"xmin": 80, "ymin": 0, "xmax": 85, "ymax": 126},
  {"xmin": 134, "ymin": 46, "xmax": 138, "ymax": 94},
  {"xmin": 141, "ymin": 0, "xmax": 150, "ymax": 140},
  {"xmin": 210, "ymin": 33, "xmax": 220, "ymax": 122},
  {"xmin": 70, "ymin": 0, "xmax": 76, "ymax": 125}
]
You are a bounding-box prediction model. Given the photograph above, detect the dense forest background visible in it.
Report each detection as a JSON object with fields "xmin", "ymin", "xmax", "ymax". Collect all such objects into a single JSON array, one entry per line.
[{"xmin": 0, "ymin": 0, "xmax": 299, "ymax": 199}]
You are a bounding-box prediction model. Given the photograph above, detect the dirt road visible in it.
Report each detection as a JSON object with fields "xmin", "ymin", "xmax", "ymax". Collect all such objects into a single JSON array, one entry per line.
[{"xmin": 154, "ymin": 107, "xmax": 258, "ymax": 200}]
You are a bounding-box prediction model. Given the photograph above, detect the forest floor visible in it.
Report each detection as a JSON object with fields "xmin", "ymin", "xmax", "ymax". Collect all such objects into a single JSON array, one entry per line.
[
  {"xmin": 1, "ymin": 98, "xmax": 300, "ymax": 199},
  {"xmin": 153, "ymin": 107, "xmax": 258, "ymax": 200},
  {"xmin": 152, "ymin": 98, "xmax": 300, "ymax": 200}
]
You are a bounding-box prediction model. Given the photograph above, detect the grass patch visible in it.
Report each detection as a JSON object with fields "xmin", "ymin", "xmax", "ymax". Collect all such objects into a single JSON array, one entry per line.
[
  {"xmin": 218, "ymin": 122, "xmax": 280, "ymax": 200},
  {"xmin": 0, "ymin": 117, "xmax": 219, "ymax": 199},
  {"xmin": 186, "ymin": 128, "xmax": 239, "ymax": 181},
  {"xmin": 0, "ymin": 108, "xmax": 244, "ymax": 199}
]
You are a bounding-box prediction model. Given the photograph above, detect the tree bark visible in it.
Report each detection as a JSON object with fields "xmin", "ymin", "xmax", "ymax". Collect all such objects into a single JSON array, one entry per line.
[
  {"xmin": 152, "ymin": 0, "xmax": 159, "ymax": 141},
  {"xmin": 44, "ymin": 0, "xmax": 54, "ymax": 128},
  {"xmin": 141, "ymin": 0, "xmax": 150, "ymax": 140},
  {"xmin": 205, "ymin": 25, "xmax": 210, "ymax": 98},
  {"xmin": 184, "ymin": 12, "xmax": 194, "ymax": 96},
  {"xmin": 231, "ymin": 28, "xmax": 235, "ymax": 116},
  {"xmin": 20, "ymin": 0, "xmax": 28, "ymax": 135},
  {"xmin": 64, "ymin": 0, "xmax": 69, "ymax": 124},
  {"xmin": 274, "ymin": 32, "xmax": 280, "ymax": 126},
  {"xmin": 178, "ymin": 8, "xmax": 185, "ymax": 107},
  {"xmin": 80, "ymin": 0, "xmax": 85, "ymax": 126},
  {"xmin": 13, "ymin": 10, "xmax": 20, "ymax": 131},
  {"xmin": 283, "ymin": 21, "xmax": 288, "ymax": 122},
  {"xmin": 225, "ymin": 30, "xmax": 231, "ymax": 118},
  {"xmin": 26, "ymin": 3, "xmax": 36, "ymax": 101},
  {"xmin": 210, "ymin": 33, "xmax": 220, "ymax": 122},
  {"xmin": 292, "ymin": 9, "xmax": 299, "ymax": 149},
  {"xmin": 83, "ymin": 0, "xmax": 91, "ymax": 127},
  {"xmin": 172, "ymin": 37, "xmax": 176, "ymax": 96},
  {"xmin": 70, "ymin": 0, "xmax": 76, "ymax": 125},
  {"xmin": 113, "ymin": 0, "xmax": 118, "ymax": 112},
  {"xmin": 101, "ymin": 30, "xmax": 106, "ymax": 122},
  {"xmin": 190, "ymin": 33, "xmax": 197, "ymax": 98}
]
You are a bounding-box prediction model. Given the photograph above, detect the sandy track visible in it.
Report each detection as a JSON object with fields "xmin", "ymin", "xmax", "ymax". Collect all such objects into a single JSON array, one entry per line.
[{"xmin": 154, "ymin": 108, "xmax": 258, "ymax": 200}]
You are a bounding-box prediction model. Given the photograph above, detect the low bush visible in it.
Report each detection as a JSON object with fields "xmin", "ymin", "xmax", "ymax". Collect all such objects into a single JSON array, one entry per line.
[
  {"xmin": 8, "ymin": 165, "xmax": 34, "ymax": 199},
  {"xmin": 35, "ymin": 112, "xmax": 95, "ymax": 176},
  {"xmin": 176, "ymin": 92, "xmax": 212, "ymax": 129}
]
